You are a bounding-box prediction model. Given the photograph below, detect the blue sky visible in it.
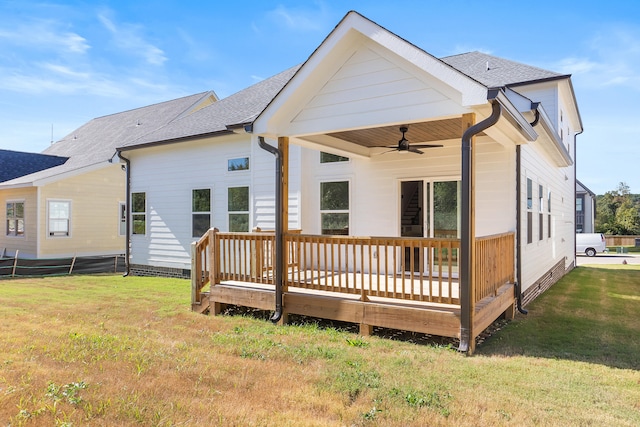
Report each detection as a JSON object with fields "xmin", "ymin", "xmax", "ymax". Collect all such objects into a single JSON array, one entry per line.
[{"xmin": 0, "ymin": 0, "xmax": 638, "ymax": 195}]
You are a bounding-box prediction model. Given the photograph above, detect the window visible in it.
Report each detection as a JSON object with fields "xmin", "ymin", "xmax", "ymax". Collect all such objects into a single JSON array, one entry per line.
[
  {"xmin": 320, "ymin": 152, "xmax": 349, "ymax": 163},
  {"xmin": 320, "ymin": 181, "xmax": 349, "ymax": 235},
  {"xmin": 539, "ymin": 185, "xmax": 544, "ymax": 241},
  {"xmin": 228, "ymin": 157, "xmax": 249, "ymax": 171},
  {"xmin": 6, "ymin": 201, "xmax": 24, "ymax": 237},
  {"xmin": 132, "ymin": 192, "xmax": 146, "ymax": 235},
  {"xmin": 48, "ymin": 200, "xmax": 70, "ymax": 237},
  {"xmin": 548, "ymin": 190, "xmax": 552, "ymax": 238},
  {"xmin": 526, "ymin": 178, "xmax": 532, "ymax": 244},
  {"xmin": 119, "ymin": 202, "xmax": 126, "ymax": 236},
  {"xmin": 192, "ymin": 188, "xmax": 211, "ymax": 237},
  {"xmin": 576, "ymin": 195, "xmax": 585, "ymax": 234},
  {"xmin": 228, "ymin": 186, "xmax": 249, "ymax": 232}
]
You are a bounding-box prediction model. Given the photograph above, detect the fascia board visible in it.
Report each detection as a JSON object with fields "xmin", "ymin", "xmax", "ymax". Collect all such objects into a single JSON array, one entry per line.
[{"xmin": 493, "ymin": 90, "xmax": 538, "ymax": 142}]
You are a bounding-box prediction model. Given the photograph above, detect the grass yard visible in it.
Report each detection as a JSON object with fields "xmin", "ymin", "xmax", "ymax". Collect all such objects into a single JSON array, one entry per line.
[{"xmin": 1, "ymin": 265, "xmax": 639, "ymax": 426}]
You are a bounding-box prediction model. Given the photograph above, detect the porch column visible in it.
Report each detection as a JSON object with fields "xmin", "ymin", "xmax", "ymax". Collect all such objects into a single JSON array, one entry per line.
[
  {"xmin": 461, "ymin": 113, "xmax": 477, "ymax": 354},
  {"xmin": 277, "ymin": 136, "xmax": 289, "ymax": 325}
]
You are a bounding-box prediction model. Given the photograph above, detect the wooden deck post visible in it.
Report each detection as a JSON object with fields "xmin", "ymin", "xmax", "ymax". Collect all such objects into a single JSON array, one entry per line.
[
  {"xmin": 209, "ymin": 228, "xmax": 225, "ymax": 315},
  {"xmin": 278, "ymin": 136, "xmax": 290, "ymax": 326}
]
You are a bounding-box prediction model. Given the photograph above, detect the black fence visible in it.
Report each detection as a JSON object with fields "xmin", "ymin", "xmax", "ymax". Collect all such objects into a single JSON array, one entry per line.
[{"xmin": 0, "ymin": 255, "xmax": 125, "ymax": 278}]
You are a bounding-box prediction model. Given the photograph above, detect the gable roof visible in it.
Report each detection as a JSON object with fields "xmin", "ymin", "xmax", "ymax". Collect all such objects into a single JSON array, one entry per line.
[
  {"xmin": 0, "ymin": 91, "xmax": 215, "ymax": 187},
  {"xmin": 0, "ymin": 149, "xmax": 68, "ymax": 183},
  {"xmin": 441, "ymin": 51, "xmax": 568, "ymax": 88},
  {"xmin": 118, "ymin": 66, "xmax": 301, "ymax": 150}
]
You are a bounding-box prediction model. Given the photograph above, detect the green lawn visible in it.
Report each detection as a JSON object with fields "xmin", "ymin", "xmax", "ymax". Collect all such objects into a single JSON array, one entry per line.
[{"xmin": 0, "ymin": 266, "xmax": 638, "ymax": 426}]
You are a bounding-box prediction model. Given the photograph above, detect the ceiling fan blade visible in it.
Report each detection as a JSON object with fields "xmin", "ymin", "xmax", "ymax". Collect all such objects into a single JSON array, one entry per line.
[
  {"xmin": 411, "ymin": 144, "xmax": 443, "ymax": 149},
  {"xmin": 409, "ymin": 148, "xmax": 424, "ymax": 155},
  {"xmin": 374, "ymin": 148, "xmax": 399, "ymax": 155}
]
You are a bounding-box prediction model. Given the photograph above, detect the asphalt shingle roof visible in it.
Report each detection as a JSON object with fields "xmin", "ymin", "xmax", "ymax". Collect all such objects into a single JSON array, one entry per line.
[
  {"xmin": 0, "ymin": 150, "xmax": 68, "ymax": 183},
  {"xmin": 0, "ymin": 91, "xmax": 214, "ymax": 186},
  {"xmin": 441, "ymin": 51, "xmax": 567, "ymax": 88},
  {"xmin": 120, "ymin": 52, "xmax": 564, "ymax": 150},
  {"xmin": 119, "ymin": 65, "xmax": 301, "ymax": 149}
]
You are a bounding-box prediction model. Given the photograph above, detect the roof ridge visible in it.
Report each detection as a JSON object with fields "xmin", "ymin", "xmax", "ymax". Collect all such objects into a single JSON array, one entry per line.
[{"xmin": 91, "ymin": 91, "xmax": 213, "ymax": 120}]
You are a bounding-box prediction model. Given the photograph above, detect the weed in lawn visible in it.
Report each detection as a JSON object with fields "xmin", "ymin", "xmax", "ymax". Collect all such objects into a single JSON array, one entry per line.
[
  {"xmin": 346, "ymin": 336, "xmax": 369, "ymax": 347},
  {"xmin": 388, "ymin": 386, "xmax": 452, "ymax": 417},
  {"xmin": 332, "ymin": 359, "xmax": 381, "ymax": 403}
]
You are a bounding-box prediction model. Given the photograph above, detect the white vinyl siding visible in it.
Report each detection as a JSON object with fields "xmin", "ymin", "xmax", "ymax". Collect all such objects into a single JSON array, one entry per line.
[
  {"xmin": 519, "ymin": 139, "xmax": 575, "ymax": 294},
  {"xmin": 126, "ymin": 134, "xmax": 302, "ymax": 270}
]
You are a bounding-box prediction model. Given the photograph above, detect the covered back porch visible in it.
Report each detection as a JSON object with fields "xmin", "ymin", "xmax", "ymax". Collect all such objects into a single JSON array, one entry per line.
[{"xmin": 191, "ymin": 229, "xmax": 516, "ymax": 352}]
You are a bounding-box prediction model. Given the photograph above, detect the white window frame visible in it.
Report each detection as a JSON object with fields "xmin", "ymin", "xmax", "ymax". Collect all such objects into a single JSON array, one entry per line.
[
  {"xmin": 320, "ymin": 151, "xmax": 350, "ymax": 164},
  {"xmin": 6, "ymin": 200, "xmax": 25, "ymax": 237},
  {"xmin": 192, "ymin": 188, "xmax": 212, "ymax": 238},
  {"xmin": 119, "ymin": 202, "xmax": 126, "ymax": 236},
  {"xmin": 131, "ymin": 192, "xmax": 146, "ymax": 236},
  {"xmin": 227, "ymin": 156, "xmax": 250, "ymax": 173},
  {"xmin": 47, "ymin": 199, "xmax": 71, "ymax": 238},
  {"xmin": 227, "ymin": 186, "xmax": 250, "ymax": 232},
  {"xmin": 320, "ymin": 179, "xmax": 350, "ymax": 235}
]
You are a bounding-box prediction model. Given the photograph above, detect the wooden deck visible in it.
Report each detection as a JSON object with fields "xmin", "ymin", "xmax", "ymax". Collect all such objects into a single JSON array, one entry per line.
[{"xmin": 192, "ymin": 230, "xmax": 515, "ymax": 348}]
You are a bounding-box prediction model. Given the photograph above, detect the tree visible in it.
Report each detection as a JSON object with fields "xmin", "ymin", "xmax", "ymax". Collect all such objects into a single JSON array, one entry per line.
[{"xmin": 595, "ymin": 182, "xmax": 640, "ymax": 235}]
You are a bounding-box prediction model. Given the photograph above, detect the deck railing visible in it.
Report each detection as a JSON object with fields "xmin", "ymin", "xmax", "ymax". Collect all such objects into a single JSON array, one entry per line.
[
  {"xmin": 286, "ymin": 234, "xmax": 460, "ymax": 304},
  {"xmin": 191, "ymin": 228, "xmax": 514, "ymax": 308},
  {"xmin": 474, "ymin": 232, "xmax": 515, "ymax": 302}
]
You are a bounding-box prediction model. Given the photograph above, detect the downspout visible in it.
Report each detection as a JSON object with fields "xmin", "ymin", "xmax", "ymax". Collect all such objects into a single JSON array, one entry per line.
[
  {"xmin": 515, "ymin": 145, "xmax": 527, "ymax": 314},
  {"xmin": 116, "ymin": 150, "xmax": 131, "ymax": 277},
  {"xmin": 573, "ymin": 130, "xmax": 583, "ymax": 258},
  {"xmin": 459, "ymin": 99, "xmax": 502, "ymax": 353},
  {"xmin": 258, "ymin": 136, "xmax": 284, "ymax": 323},
  {"xmin": 513, "ymin": 108, "xmax": 540, "ymax": 315}
]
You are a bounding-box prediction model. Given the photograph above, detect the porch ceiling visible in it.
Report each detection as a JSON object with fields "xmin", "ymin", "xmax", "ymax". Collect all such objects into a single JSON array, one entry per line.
[{"xmin": 326, "ymin": 118, "xmax": 471, "ymax": 148}]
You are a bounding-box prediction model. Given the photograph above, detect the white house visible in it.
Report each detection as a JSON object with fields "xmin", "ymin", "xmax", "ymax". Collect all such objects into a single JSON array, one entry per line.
[
  {"xmin": 117, "ymin": 11, "xmax": 582, "ymax": 351},
  {"xmin": 576, "ymin": 179, "xmax": 596, "ymax": 233}
]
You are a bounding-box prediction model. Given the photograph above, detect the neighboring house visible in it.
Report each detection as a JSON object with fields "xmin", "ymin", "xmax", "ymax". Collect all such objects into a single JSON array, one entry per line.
[
  {"xmin": 117, "ymin": 11, "xmax": 582, "ymax": 350},
  {"xmin": 0, "ymin": 150, "xmax": 68, "ymax": 183},
  {"xmin": 0, "ymin": 92, "xmax": 217, "ymax": 259},
  {"xmin": 576, "ymin": 179, "xmax": 596, "ymax": 233}
]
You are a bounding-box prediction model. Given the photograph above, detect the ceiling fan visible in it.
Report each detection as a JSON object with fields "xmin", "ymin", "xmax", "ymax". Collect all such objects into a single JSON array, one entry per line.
[{"xmin": 378, "ymin": 126, "xmax": 443, "ymax": 155}]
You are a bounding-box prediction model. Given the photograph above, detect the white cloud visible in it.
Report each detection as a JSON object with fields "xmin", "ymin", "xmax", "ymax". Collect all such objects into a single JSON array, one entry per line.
[
  {"xmin": 556, "ymin": 26, "xmax": 640, "ymax": 91},
  {"xmin": 0, "ymin": 20, "xmax": 90, "ymax": 54},
  {"xmin": 97, "ymin": 10, "xmax": 167, "ymax": 66},
  {"xmin": 265, "ymin": 2, "xmax": 330, "ymax": 32}
]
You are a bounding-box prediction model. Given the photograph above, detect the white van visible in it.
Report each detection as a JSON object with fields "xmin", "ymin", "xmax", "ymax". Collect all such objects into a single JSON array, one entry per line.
[{"xmin": 576, "ymin": 233, "xmax": 607, "ymax": 257}]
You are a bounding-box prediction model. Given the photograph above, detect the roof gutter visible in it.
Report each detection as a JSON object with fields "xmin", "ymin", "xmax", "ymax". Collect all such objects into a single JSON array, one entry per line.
[{"xmin": 257, "ymin": 136, "xmax": 284, "ymax": 323}]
